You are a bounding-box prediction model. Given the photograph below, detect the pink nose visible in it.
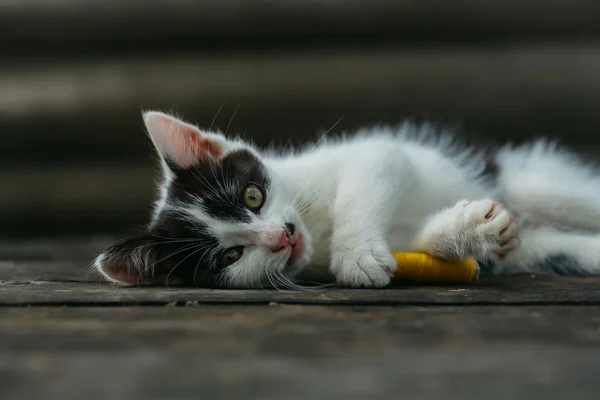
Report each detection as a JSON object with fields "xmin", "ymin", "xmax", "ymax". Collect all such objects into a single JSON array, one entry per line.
[{"xmin": 269, "ymin": 229, "xmax": 290, "ymax": 252}]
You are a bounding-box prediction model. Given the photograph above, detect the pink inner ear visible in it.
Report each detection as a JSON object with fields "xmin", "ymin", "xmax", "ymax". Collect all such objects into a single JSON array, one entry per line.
[
  {"xmin": 105, "ymin": 268, "xmax": 148, "ymax": 285},
  {"xmin": 144, "ymin": 112, "xmax": 222, "ymax": 168},
  {"xmin": 100, "ymin": 259, "xmax": 150, "ymax": 285}
]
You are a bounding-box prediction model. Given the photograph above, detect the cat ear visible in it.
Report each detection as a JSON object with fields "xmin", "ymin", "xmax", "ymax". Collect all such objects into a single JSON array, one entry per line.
[
  {"xmin": 94, "ymin": 235, "xmax": 157, "ymax": 285},
  {"xmin": 143, "ymin": 111, "xmax": 232, "ymax": 168}
]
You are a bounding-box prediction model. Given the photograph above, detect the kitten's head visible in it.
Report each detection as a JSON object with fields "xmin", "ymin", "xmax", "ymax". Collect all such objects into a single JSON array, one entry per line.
[{"xmin": 95, "ymin": 111, "xmax": 313, "ymax": 288}]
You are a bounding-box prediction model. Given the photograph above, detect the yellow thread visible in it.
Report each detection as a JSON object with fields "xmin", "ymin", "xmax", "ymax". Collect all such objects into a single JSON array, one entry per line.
[
  {"xmin": 297, "ymin": 252, "xmax": 479, "ymax": 286},
  {"xmin": 392, "ymin": 252, "xmax": 479, "ymax": 283}
]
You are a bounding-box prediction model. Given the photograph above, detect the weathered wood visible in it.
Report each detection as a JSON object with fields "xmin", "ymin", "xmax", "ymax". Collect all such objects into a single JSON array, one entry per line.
[
  {"xmin": 1, "ymin": 245, "xmax": 599, "ymax": 306},
  {"xmin": 1, "ymin": 236, "xmax": 599, "ymax": 399},
  {"xmin": 0, "ymin": 306, "xmax": 599, "ymax": 399},
  {"xmin": 2, "ymin": 254, "xmax": 600, "ymax": 306},
  {"xmin": 1, "ymin": 276, "xmax": 600, "ymax": 306},
  {"xmin": 2, "ymin": 305, "xmax": 599, "ymax": 350},
  {"xmin": 3, "ymin": 0, "xmax": 600, "ymax": 56}
]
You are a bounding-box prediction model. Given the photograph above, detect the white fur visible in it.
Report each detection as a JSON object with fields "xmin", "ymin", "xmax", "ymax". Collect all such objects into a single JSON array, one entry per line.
[
  {"xmin": 261, "ymin": 125, "xmax": 600, "ymax": 286},
  {"xmin": 412, "ymin": 199, "xmax": 519, "ymax": 261},
  {"xmin": 97, "ymin": 112, "xmax": 600, "ymax": 288}
]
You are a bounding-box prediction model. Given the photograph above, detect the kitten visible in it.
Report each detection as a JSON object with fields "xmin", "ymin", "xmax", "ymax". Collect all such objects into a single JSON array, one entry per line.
[{"xmin": 94, "ymin": 111, "xmax": 600, "ymax": 288}]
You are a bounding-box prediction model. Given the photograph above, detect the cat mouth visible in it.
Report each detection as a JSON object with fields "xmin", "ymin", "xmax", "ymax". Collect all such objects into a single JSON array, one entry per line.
[{"xmin": 286, "ymin": 233, "xmax": 305, "ymax": 266}]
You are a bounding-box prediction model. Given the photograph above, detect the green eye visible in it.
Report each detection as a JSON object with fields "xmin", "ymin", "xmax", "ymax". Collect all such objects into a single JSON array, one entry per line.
[
  {"xmin": 243, "ymin": 184, "xmax": 264, "ymax": 211},
  {"xmin": 219, "ymin": 247, "xmax": 243, "ymax": 268}
]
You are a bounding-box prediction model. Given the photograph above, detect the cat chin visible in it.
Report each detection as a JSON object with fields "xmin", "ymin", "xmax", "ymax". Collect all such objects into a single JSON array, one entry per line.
[{"xmin": 283, "ymin": 253, "xmax": 312, "ymax": 277}]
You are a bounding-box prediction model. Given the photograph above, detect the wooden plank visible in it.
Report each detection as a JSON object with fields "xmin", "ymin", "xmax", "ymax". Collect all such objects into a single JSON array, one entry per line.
[
  {"xmin": 1, "ymin": 276, "xmax": 600, "ymax": 306},
  {"xmin": 0, "ymin": 306, "xmax": 599, "ymax": 399},
  {"xmin": 2, "ymin": 0, "xmax": 600, "ymax": 56},
  {"xmin": 2, "ymin": 305, "xmax": 598, "ymax": 350},
  {"xmin": 2, "ymin": 255, "xmax": 600, "ymax": 306}
]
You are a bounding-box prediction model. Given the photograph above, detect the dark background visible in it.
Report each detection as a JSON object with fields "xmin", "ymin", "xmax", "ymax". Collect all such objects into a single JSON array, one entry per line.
[{"xmin": 3, "ymin": 0, "xmax": 600, "ymax": 239}]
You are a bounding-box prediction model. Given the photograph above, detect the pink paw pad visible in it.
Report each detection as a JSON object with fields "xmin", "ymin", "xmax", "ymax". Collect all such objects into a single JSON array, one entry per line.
[
  {"xmin": 484, "ymin": 201, "xmax": 500, "ymax": 219},
  {"xmin": 460, "ymin": 199, "xmax": 520, "ymax": 261}
]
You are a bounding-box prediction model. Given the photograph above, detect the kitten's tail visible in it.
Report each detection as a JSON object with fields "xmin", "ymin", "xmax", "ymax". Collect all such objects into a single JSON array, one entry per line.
[
  {"xmin": 495, "ymin": 139, "xmax": 600, "ymax": 231},
  {"xmin": 493, "ymin": 139, "xmax": 600, "ymax": 275}
]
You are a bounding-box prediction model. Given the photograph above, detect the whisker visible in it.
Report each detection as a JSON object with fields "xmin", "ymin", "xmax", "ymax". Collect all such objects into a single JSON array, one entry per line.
[
  {"xmin": 147, "ymin": 242, "xmax": 204, "ymax": 271},
  {"xmin": 165, "ymin": 245, "xmax": 207, "ymax": 288},
  {"xmin": 311, "ymin": 115, "xmax": 343, "ymax": 150},
  {"xmin": 210, "ymin": 158, "xmax": 239, "ymax": 210},
  {"xmin": 85, "ymin": 262, "xmax": 100, "ymax": 282},
  {"xmin": 190, "ymin": 166, "xmax": 222, "ymax": 200},
  {"xmin": 224, "ymin": 105, "xmax": 240, "ymax": 136},
  {"xmin": 188, "ymin": 162, "xmax": 240, "ymax": 215},
  {"xmin": 135, "ymin": 238, "xmax": 203, "ymax": 249},
  {"xmin": 192, "ymin": 251, "xmax": 209, "ymax": 286},
  {"xmin": 276, "ymin": 272, "xmax": 310, "ymax": 291},
  {"xmin": 209, "ymin": 101, "xmax": 227, "ymax": 132},
  {"xmin": 140, "ymin": 231, "xmax": 206, "ymax": 242},
  {"xmin": 205, "ymin": 158, "xmax": 230, "ymax": 207},
  {"xmin": 292, "ymin": 187, "xmax": 320, "ymax": 219},
  {"xmin": 265, "ymin": 271, "xmax": 278, "ymax": 291}
]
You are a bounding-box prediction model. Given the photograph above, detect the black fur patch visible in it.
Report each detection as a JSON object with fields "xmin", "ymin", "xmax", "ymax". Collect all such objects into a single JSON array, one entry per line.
[
  {"xmin": 100, "ymin": 216, "xmax": 224, "ymax": 287},
  {"xmin": 149, "ymin": 213, "xmax": 222, "ymax": 286},
  {"xmin": 100, "ymin": 149, "xmax": 270, "ymax": 287},
  {"xmin": 533, "ymin": 253, "xmax": 587, "ymax": 276},
  {"xmin": 480, "ymin": 151, "xmax": 500, "ymax": 184},
  {"xmin": 478, "ymin": 254, "xmax": 587, "ymax": 277},
  {"xmin": 167, "ymin": 149, "xmax": 269, "ymax": 222}
]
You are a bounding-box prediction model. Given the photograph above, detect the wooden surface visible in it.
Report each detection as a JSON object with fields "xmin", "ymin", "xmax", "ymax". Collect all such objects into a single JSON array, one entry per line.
[
  {"xmin": 1, "ymin": 239, "xmax": 600, "ymax": 398},
  {"xmin": 3, "ymin": 2, "xmax": 600, "ymax": 396},
  {"xmin": 2, "ymin": 306, "xmax": 600, "ymax": 400}
]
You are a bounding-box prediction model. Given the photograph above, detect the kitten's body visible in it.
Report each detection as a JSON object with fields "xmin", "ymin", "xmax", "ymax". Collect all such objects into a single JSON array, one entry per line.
[
  {"xmin": 95, "ymin": 112, "xmax": 600, "ymax": 288},
  {"xmin": 263, "ymin": 129, "xmax": 492, "ymax": 281}
]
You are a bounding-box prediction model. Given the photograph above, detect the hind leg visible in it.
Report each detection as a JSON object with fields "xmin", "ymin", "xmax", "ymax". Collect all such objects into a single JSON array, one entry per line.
[
  {"xmin": 496, "ymin": 226, "xmax": 600, "ymax": 275},
  {"xmin": 497, "ymin": 140, "xmax": 600, "ymax": 231}
]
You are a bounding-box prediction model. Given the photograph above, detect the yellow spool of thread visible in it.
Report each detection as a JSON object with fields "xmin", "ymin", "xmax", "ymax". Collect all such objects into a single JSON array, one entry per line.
[{"xmin": 392, "ymin": 252, "xmax": 479, "ymax": 283}]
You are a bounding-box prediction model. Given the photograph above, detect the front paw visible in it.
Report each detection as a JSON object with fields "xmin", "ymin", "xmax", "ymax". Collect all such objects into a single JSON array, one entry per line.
[{"xmin": 330, "ymin": 241, "xmax": 396, "ymax": 288}]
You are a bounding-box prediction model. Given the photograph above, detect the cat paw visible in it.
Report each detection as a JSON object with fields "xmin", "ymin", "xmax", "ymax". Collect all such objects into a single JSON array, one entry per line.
[
  {"xmin": 330, "ymin": 240, "xmax": 395, "ymax": 288},
  {"xmin": 416, "ymin": 199, "xmax": 520, "ymax": 262},
  {"xmin": 459, "ymin": 199, "xmax": 520, "ymax": 261}
]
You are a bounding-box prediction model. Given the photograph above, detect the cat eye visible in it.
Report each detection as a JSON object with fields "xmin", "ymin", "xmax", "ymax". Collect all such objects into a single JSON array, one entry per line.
[
  {"xmin": 219, "ymin": 246, "xmax": 244, "ymax": 268},
  {"xmin": 243, "ymin": 183, "xmax": 264, "ymax": 212}
]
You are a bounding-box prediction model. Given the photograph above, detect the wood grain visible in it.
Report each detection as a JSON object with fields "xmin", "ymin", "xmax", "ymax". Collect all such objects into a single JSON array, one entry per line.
[
  {"xmin": 0, "ymin": 306, "xmax": 599, "ymax": 399},
  {"xmin": 1, "ymin": 276, "xmax": 600, "ymax": 306},
  {"xmin": 3, "ymin": 3, "xmax": 600, "ymax": 397},
  {"xmin": 1, "ymin": 238, "xmax": 599, "ymax": 398}
]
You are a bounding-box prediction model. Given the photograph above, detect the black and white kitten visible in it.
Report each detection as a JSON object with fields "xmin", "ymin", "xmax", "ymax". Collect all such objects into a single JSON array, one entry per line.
[{"xmin": 95, "ymin": 111, "xmax": 600, "ymax": 288}]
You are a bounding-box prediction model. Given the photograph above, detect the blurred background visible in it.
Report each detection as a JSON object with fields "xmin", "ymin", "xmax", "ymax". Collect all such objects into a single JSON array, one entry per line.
[{"xmin": 2, "ymin": 0, "xmax": 600, "ymax": 239}]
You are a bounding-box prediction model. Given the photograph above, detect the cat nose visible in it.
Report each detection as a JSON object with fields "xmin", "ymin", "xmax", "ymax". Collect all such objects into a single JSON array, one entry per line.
[
  {"xmin": 284, "ymin": 222, "xmax": 295, "ymax": 237},
  {"xmin": 271, "ymin": 230, "xmax": 290, "ymax": 252}
]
